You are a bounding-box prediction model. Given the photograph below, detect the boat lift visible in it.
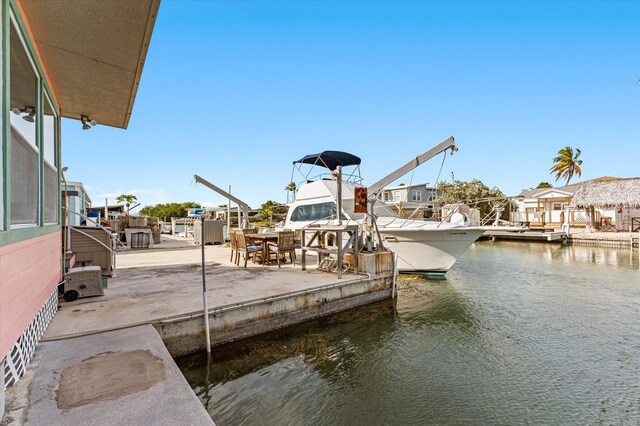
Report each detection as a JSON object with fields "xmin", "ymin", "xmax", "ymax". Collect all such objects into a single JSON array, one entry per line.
[
  {"xmin": 194, "ymin": 174, "xmax": 252, "ymax": 229},
  {"xmin": 364, "ymin": 136, "xmax": 458, "ymax": 251},
  {"xmin": 367, "ymin": 136, "xmax": 456, "ymax": 196}
]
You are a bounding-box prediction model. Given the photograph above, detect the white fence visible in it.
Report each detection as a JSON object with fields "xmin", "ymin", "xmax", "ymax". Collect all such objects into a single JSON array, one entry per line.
[{"xmin": 3, "ymin": 287, "xmax": 58, "ymax": 389}]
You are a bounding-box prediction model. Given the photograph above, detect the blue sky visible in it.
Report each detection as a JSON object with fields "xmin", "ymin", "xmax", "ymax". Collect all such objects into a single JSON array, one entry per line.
[{"xmin": 61, "ymin": 0, "xmax": 640, "ymax": 211}]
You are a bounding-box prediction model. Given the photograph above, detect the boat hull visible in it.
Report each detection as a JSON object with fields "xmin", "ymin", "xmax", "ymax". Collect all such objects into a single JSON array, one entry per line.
[{"xmin": 377, "ymin": 227, "xmax": 485, "ymax": 274}]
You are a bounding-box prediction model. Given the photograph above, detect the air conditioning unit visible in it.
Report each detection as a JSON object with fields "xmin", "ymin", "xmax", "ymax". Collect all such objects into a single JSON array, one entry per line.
[
  {"xmin": 194, "ymin": 220, "xmax": 225, "ymax": 245},
  {"xmin": 64, "ymin": 266, "xmax": 104, "ymax": 302}
]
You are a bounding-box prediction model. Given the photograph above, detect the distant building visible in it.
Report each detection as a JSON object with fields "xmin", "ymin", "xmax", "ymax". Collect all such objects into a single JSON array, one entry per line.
[
  {"xmin": 514, "ymin": 184, "xmax": 579, "ymax": 228},
  {"xmin": 377, "ymin": 183, "xmax": 441, "ymax": 218},
  {"xmin": 209, "ymin": 207, "xmax": 259, "ymax": 221},
  {"xmin": 573, "ymin": 177, "xmax": 640, "ymax": 232},
  {"xmin": 86, "ymin": 204, "xmax": 126, "ymax": 224},
  {"xmin": 62, "ymin": 182, "xmax": 91, "ymax": 226},
  {"xmin": 513, "ymin": 177, "xmax": 640, "ymax": 231}
]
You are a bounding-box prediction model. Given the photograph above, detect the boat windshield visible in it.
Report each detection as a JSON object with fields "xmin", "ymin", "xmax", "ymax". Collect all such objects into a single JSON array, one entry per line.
[{"xmin": 289, "ymin": 202, "xmax": 347, "ymax": 222}]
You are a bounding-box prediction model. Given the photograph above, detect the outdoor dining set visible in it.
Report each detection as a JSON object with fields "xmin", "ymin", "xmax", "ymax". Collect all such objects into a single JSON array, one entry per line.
[{"xmin": 229, "ymin": 229, "xmax": 298, "ymax": 268}]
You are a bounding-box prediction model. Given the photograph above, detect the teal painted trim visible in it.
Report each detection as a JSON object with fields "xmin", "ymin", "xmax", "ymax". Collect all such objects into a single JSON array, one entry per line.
[
  {"xmin": 68, "ymin": 196, "xmax": 76, "ymax": 226},
  {"xmin": 38, "ymin": 78, "xmax": 43, "ymax": 226},
  {"xmin": 6, "ymin": 1, "xmax": 62, "ymax": 232},
  {"xmin": 0, "ymin": 224, "xmax": 59, "ymax": 246},
  {"xmin": 2, "ymin": 0, "xmax": 9, "ymax": 231},
  {"xmin": 42, "ymin": 92, "xmax": 59, "ymax": 225},
  {"xmin": 8, "ymin": 0, "xmax": 59, "ymax": 116},
  {"xmin": 56, "ymin": 114, "xmax": 61, "ymax": 225}
]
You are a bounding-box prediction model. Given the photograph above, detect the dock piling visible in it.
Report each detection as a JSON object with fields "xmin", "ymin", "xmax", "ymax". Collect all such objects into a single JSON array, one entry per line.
[{"xmin": 200, "ymin": 217, "xmax": 211, "ymax": 354}]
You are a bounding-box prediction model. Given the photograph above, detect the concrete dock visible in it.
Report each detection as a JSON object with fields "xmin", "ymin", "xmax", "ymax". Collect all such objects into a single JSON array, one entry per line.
[
  {"xmin": 482, "ymin": 229, "xmax": 639, "ymax": 248},
  {"xmin": 4, "ymin": 326, "xmax": 213, "ymax": 425},
  {"xmin": 44, "ymin": 237, "xmax": 393, "ymax": 355},
  {"xmin": 4, "ymin": 235, "xmax": 393, "ymax": 425}
]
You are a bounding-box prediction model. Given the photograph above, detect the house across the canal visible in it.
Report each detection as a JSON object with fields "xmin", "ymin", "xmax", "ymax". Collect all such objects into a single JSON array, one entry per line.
[
  {"xmin": 376, "ymin": 183, "xmax": 441, "ymax": 218},
  {"xmin": 513, "ymin": 177, "xmax": 640, "ymax": 231}
]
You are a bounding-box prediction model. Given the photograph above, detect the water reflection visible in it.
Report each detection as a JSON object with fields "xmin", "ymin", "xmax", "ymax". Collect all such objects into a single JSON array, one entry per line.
[
  {"xmin": 179, "ymin": 299, "xmax": 398, "ymax": 387},
  {"xmin": 177, "ymin": 243, "xmax": 640, "ymax": 425},
  {"xmin": 481, "ymin": 240, "xmax": 639, "ymax": 270}
]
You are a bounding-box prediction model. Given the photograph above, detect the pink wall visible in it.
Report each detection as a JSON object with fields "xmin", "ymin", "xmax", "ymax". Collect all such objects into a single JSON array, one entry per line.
[{"xmin": 0, "ymin": 232, "xmax": 61, "ymax": 359}]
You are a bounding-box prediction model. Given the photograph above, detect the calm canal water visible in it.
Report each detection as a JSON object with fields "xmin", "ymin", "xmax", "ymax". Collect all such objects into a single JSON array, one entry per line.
[{"xmin": 177, "ymin": 242, "xmax": 640, "ymax": 425}]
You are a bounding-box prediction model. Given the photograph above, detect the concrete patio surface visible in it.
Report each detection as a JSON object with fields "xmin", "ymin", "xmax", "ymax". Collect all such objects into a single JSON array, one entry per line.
[
  {"xmin": 17, "ymin": 325, "xmax": 213, "ymax": 426},
  {"xmin": 4, "ymin": 236, "xmax": 381, "ymax": 426},
  {"xmin": 45, "ymin": 237, "xmax": 343, "ymax": 340}
]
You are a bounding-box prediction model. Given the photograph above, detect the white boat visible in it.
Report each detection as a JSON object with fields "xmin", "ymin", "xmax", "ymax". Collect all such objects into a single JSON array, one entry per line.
[{"xmin": 283, "ymin": 140, "xmax": 485, "ymax": 275}]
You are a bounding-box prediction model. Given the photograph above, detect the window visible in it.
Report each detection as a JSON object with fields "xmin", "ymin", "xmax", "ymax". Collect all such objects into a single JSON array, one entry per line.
[
  {"xmin": 44, "ymin": 94, "xmax": 58, "ymax": 224},
  {"xmin": 412, "ymin": 190, "xmax": 422, "ymax": 202},
  {"xmin": 9, "ymin": 21, "xmax": 39, "ymax": 226},
  {"xmin": 393, "ymin": 191, "xmax": 401, "ymax": 202},
  {"xmin": 383, "ymin": 192, "xmax": 391, "ymax": 202},
  {"xmin": 553, "ymin": 203, "xmax": 562, "ymax": 211},
  {"xmin": 0, "ymin": 10, "xmax": 3, "ymax": 230},
  {"xmin": 290, "ymin": 202, "xmax": 346, "ymax": 222}
]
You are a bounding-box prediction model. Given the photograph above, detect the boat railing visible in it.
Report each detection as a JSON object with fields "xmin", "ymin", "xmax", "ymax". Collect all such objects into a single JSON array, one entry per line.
[
  {"xmin": 296, "ymin": 172, "xmax": 363, "ymax": 186},
  {"xmin": 427, "ymin": 196, "xmax": 519, "ymax": 227}
]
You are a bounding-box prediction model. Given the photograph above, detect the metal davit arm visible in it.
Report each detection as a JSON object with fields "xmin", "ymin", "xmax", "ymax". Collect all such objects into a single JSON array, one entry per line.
[
  {"xmin": 193, "ymin": 174, "xmax": 252, "ymax": 228},
  {"xmin": 367, "ymin": 136, "xmax": 456, "ymax": 196}
]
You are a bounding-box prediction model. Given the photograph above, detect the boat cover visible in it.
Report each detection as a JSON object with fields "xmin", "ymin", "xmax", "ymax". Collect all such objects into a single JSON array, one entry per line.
[{"xmin": 293, "ymin": 151, "xmax": 361, "ymax": 170}]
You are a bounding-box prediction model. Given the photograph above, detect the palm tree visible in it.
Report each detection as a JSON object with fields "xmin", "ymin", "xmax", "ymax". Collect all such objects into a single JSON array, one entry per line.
[
  {"xmin": 285, "ymin": 182, "xmax": 297, "ymax": 203},
  {"xmin": 116, "ymin": 194, "xmax": 138, "ymax": 214},
  {"xmin": 550, "ymin": 147, "xmax": 583, "ymax": 185}
]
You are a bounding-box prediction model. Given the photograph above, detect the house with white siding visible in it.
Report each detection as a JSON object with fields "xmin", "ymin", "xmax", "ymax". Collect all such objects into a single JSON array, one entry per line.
[{"xmin": 512, "ymin": 177, "xmax": 640, "ymax": 231}]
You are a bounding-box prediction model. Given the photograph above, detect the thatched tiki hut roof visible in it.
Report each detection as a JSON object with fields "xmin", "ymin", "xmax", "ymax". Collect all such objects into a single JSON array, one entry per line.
[{"xmin": 573, "ymin": 178, "xmax": 640, "ymax": 209}]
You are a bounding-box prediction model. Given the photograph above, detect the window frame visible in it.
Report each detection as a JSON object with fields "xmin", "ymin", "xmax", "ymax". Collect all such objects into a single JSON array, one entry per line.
[
  {"xmin": 8, "ymin": 10, "xmax": 41, "ymax": 229},
  {"xmin": 3, "ymin": 5, "xmax": 61, "ymax": 235},
  {"xmin": 0, "ymin": 0, "xmax": 4, "ymax": 232},
  {"xmin": 43, "ymin": 91, "xmax": 58, "ymax": 225}
]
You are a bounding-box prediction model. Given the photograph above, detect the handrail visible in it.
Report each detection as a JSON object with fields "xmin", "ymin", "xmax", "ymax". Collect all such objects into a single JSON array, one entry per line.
[
  {"xmin": 64, "ymin": 207, "xmax": 119, "ymax": 270},
  {"xmin": 63, "ymin": 207, "xmax": 116, "ymax": 239}
]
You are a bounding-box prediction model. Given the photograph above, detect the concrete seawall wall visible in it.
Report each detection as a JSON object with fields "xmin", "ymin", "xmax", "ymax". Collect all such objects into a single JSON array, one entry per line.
[
  {"xmin": 568, "ymin": 236, "xmax": 638, "ymax": 248},
  {"xmin": 157, "ymin": 275, "xmax": 393, "ymax": 357}
]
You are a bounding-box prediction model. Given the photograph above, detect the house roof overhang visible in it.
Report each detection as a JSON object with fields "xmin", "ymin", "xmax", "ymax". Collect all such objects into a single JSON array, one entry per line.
[
  {"xmin": 521, "ymin": 188, "xmax": 574, "ymax": 200},
  {"xmin": 16, "ymin": 0, "xmax": 160, "ymax": 129},
  {"xmin": 534, "ymin": 189, "xmax": 574, "ymax": 199}
]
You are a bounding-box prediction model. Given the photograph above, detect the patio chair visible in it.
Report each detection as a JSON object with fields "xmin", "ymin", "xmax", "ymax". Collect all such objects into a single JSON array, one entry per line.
[
  {"xmin": 229, "ymin": 231, "xmax": 238, "ymax": 264},
  {"xmin": 241, "ymin": 227, "xmax": 261, "ymax": 246},
  {"xmin": 267, "ymin": 231, "xmax": 296, "ymax": 268},
  {"xmin": 236, "ymin": 231, "xmax": 261, "ymax": 268}
]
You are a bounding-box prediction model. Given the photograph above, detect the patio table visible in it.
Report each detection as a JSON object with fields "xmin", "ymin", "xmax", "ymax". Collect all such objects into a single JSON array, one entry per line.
[{"xmin": 246, "ymin": 233, "xmax": 279, "ymax": 265}]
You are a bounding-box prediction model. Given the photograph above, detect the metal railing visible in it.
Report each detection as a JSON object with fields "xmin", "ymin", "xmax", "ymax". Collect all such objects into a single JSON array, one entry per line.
[{"xmin": 63, "ymin": 208, "xmax": 120, "ymax": 269}]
